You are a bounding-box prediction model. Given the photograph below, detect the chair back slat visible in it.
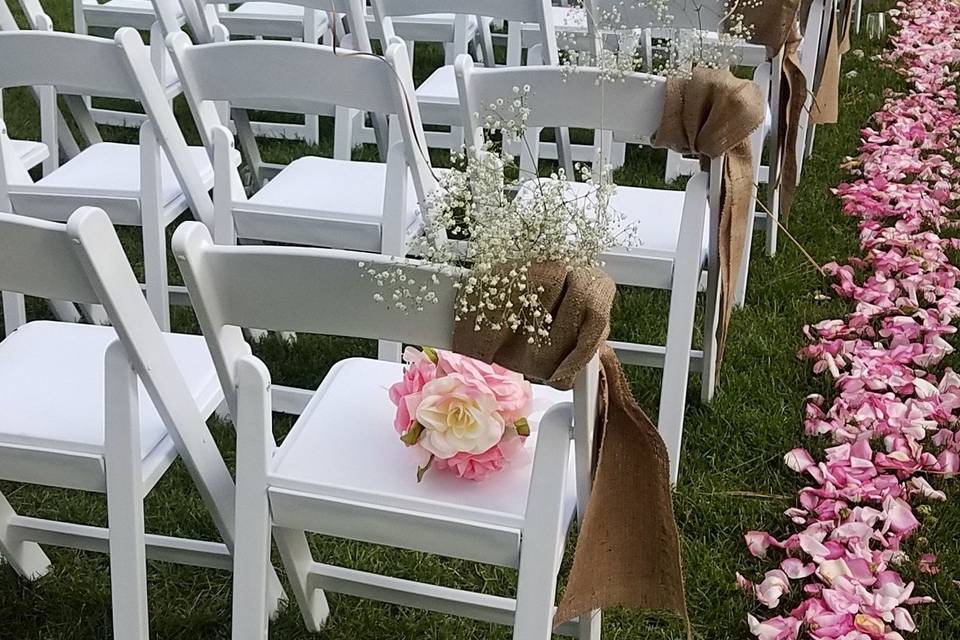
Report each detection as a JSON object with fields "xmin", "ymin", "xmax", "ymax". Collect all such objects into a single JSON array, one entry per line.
[
  {"xmin": 587, "ymin": 0, "xmax": 727, "ymax": 32},
  {"xmin": 456, "ymin": 60, "xmax": 666, "ymax": 141},
  {"xmin": 0, "ymin": 212, "xmax": 100, "ymax": 304},
  {"xmin": 0, "ymin": 31, "xmax": 137, "ymax": 98},
  {"xmin": 173, "ymin": 221, "xmax": 458, "ymax": 413},
  {"xmin": 174, "ymin": 221, "xmax": 458, "ymax": 346},
  {"xmin": 372, "ymin": 0, "xmax": 548, "ymax": 24},
  {"xmin": 169, "ymin": 36, "xmax": 404, "ymax": 124}
]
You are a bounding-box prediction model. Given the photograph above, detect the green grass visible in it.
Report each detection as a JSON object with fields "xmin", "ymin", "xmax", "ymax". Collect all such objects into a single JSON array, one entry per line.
[{"xmin": 5, "ymin": 3, "xmax": 958, "ymax": 638}]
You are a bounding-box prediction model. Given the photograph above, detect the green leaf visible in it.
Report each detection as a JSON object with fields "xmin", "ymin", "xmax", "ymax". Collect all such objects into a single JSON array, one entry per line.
[
  {"xmin": 416, "ymin": 455, "xmax": 435, "ymax": 483},
  {"xmin": 514, "ymin": 417, "xmax": 531, "ymax": 437},
  {"xmin": 421, "ymin": 346, "xmax": 439, "ymax": 363},
  {"xmin": 400, "ymin": 421, "xmax": 424, "ymax": 446}
]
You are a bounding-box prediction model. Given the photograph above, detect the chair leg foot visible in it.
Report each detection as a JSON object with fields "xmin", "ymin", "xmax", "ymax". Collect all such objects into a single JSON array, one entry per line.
[{"xmin": 0, "ymin": 488, "xmax": 52, "ymax": 580}]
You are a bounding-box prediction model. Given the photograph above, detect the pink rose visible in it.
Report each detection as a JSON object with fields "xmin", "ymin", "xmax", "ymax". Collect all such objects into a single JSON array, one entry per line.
[
  {"xmin": 388, "ymin": 347, "xmax": 438, "ymax": 434},
  {"xmin": 434, "ymin": 430, "xmax": 527, "ymax": 481},
  {"xmin": 436, "ymin": 351, "xmax": 533, "ymax": 423}
]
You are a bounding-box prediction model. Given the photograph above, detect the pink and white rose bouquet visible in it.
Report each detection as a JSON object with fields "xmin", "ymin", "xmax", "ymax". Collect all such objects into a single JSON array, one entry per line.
[{"xmin": 388, "ymin": 346, "xmax": 534, "ymax": 481}]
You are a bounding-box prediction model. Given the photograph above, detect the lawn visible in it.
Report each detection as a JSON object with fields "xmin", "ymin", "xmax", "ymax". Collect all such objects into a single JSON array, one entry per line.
[{"xmin": 4, "ymin": 1, "xmax": 955, "ymax": 639}]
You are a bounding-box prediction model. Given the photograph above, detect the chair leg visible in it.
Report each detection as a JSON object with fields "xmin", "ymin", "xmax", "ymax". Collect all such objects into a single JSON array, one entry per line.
[
  {"xmin": 104, "ymin": 340, "xmax": 150, "ymax": 640},
  {"xmin": 47, "ymin": 300, "xmax": 83, "ymax": 323},
  {"xmin": 734, "ymin": 224, "xmax": 754, "ymax": 308},
  {"xmin": 0, "ymin": 490, "xmax": 51, "ymax": 579},
  {"xmin": 334, "ymin": 107, "xmax": 357, "ymax": 161},
  {"xmin": 512, "ymin": 405, "xmax": 573, "ymax": 640},
  {"xmin": 233, "ymin": 357, "xmax": 278, "ymax": 640},
  {"xmin": 274, "ymin": 527, "xmax": 330, "ymax": 632},
  {"xmin": 140, "ymin": 122, "xmax": 170, "ymax": 332},
  {"xmin": 700, "ymin": 262, "xmax": 721, "ymax": 407},
  {"xmin": 578, "ymin": 610, "xmax": 602, "ymax": 640},
  {"xmin": 1, "ymin": 291, "xmax": 26, "ymax": 337}
]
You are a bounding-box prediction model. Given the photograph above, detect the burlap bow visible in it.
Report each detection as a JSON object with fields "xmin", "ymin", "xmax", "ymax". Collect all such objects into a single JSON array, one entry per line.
[
  {"xmin": 743, "ymin": 0, "xmax": 807, "ymax": 219},
  {"xmin": 452, "ymin": 263, "xmax": 687, "ymax": 627},
  {"xmin": 654, "ymin": 67, "xmax": 766, "ymax": 358},
  {"xmin": 811, "ymin": 0, "xmax": 857, "ymax": 124}
]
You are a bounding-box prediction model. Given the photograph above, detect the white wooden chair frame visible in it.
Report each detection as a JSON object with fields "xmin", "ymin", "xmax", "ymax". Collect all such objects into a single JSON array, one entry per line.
[
  {"xmin": 0, "ymin": 26, "xmax": 216, "ymax": 334},
  {"xmin": 52, "ymin": 0, "xmax": 184, "ymax": 131},
  {"xmin": 172, "ymin": 220, "xmax": 603, "ymax": 640},
  {"xmin": 0, "ymin": 0, "xmax": 80, "ymax": 168},
  {"xmin": 163, "ymin": 34, "xmax": 434, "ymax": 256},
  {"xmin": 159, "ymin": 0, "xmax": 389, "ymax": 172},
  {"xmin": 0, "ymin": 208, "xmax": 281, "ymax": 639},
  {"xmin": 370, "ymin": 0, "xmax": 573, "ymax": 169},
  {"xmin": 456, "ymin": 58, "xmax": 723, "ymax": 481},
  {"xmin": 174, "ymin": 0, "xmax": 336, "ymax": 146}
]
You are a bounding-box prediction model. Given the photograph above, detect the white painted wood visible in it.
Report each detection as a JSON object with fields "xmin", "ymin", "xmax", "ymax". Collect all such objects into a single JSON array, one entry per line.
[
  {"xmin": 104, "ymin": 339, "xmax": 150, "ymax": 640},
  {"xmin": 0, "ymin": 207, "xmax": 284, "ymax": 630},
  {"xmin": 0, "ymin": 27, "xmax": 218, "ymax": 327},
  {"xmin": 232, "ymin": 356, "xmax": 277, "ymax": 640},
  {"xmin": 514, "ymin": 403, "xmax": 574, "ymax": 639},
  {"xmin": 166, "ymin": 35, "xmax": 436, "ymax": 264},
  {"xmin": 175, "ymin": 222, "xmax": 595, "ymax": 637},
  {"xmin": 457, "ymin": 61, "xmax": 719, "ymax": 480}
]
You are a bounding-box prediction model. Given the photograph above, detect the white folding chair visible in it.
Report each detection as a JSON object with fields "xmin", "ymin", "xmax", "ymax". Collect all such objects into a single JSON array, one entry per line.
[
  {"xmin": 163, "ymin": 34, "xmax": 435, "ymax": 259},
  {"xmin": 171, "ymin": 0, "xmax": 334, "ymax": 146},
  {"xmin": 0, "ymin": 207, "xmax": 279, "ymax": 639},
  {"xmin": 456, "ymin": 58, "xmax": 722, "ymax": 482},
  {"xmin": 0, "ymin": 25, "xmax": 219, "ymax": 333},
  {"xmin": 162, "ymin": 0, "xmax": 387, "ymax": 166},
  {"xmin": 172, "ymin": 220, "xmax": 602, "ymax": 640},
  {"xmin": 0, "ymin": 0, "xmax": 81, "ymax": 170},
  {"xmin": 56, "ymin": 0, "xmax": 184, "ymax": 131},
  {"xmin": 370, "ymin": 0, "xmax": 571, "ymax": 169}
]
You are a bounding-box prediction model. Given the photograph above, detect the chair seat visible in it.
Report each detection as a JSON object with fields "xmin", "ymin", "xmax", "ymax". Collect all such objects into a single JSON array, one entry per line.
[
  {"xmin": 12, "ymin": 139, "xmax": 48, "ymax": 171},
  {"xmin": 524, "ymin": 180, "xmax": 709, "ymax": 260},
  {"xmin": 225, "ymin": 1, "xmax": 330, "ymax": 30},
  {"xmin": 0, "ymin": 321, "xmax": 221, "ymax": 459},
  {"xmin": 81, "ymin": 0, "xmax": 183, "ymax": 31},
  {"xmin": 521, "ymin": 6, "xmax": 586, "ymax": 34},
  {"xmin": 237, "ymin": 156, "xmax": 420, "ymax": 250},
  {"xmin": 82, "ymin": 0, "xmax": 171, "ymax": 13},
  {"xmin": 26, "ymin": 142, "xmax": 215, "ymax": 224},
  {"xmin": 416, "ymin": 64, "xmax": 458, "ymax": 106},
  {"xmin": 268, "ymin": 358, "xmax": 577, "ymax": 529},
  {"xmin": 366, "ymin": 11, "xmax": 479, "ymax": 43}
]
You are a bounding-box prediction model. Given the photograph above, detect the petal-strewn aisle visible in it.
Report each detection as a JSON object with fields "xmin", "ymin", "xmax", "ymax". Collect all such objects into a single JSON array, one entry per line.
[{"xmin": 741, "ymin": 1, "xmax": 960, "ymax": 638}]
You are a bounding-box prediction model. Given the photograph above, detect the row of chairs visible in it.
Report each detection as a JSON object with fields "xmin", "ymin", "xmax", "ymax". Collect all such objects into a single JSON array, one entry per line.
[
  {"xmin": 0, "ymin": 0, "xmax": 840, "ymax": 637},
  {"xmin": 0, "ymin": 0, "xmax": 729, "ymax": 483}
]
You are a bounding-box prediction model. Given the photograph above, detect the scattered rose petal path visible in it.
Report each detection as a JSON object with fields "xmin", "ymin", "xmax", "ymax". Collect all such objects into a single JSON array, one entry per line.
[{"xmin": 740, "ymin": 2, "xmax": 960, "ymax": 638}]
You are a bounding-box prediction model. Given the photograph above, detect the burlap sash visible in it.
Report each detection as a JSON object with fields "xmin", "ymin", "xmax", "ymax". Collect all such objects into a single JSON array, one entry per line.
[
  {"xmin": 653, "ymin": 67, "xmax": 765, "ymax": 358},
  {"xmin": 743, "ymin": 0, "xmax": 806, "ymax": 219},
  {"xmin": 810, "ymin": 0, "xmax": 857, "ymax": 124},
  {"xmin": 452, "ymin": 263, "xmax": 687, "ymax": 627}
]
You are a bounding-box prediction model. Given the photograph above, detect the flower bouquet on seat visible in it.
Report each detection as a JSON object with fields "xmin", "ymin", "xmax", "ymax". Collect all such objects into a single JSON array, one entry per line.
[{"xmin": 389, "ymin": 346, "xmax": 533, "ymax": 482}]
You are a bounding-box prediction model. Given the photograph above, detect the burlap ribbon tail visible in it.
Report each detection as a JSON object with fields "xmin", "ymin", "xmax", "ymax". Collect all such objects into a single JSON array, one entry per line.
[
  {"xmin": 654, "ymin": 68, "xmax": 766, "ymax": 358},
  {"xmin": 452, "ymin": 68, "xmax": 766, "ymax": 628},
  {"xmin": 452, "ymin": 263, "xmax": 687, "ymax": 627},
  {"xmin": 810, "ymin": 0, "xmax": 857, "ymax": 124}
]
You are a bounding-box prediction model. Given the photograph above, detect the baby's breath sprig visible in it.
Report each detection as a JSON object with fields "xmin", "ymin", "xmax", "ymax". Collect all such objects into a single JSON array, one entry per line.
[{"xmin": 362, "ymin": 86, "xmax": 638, "ymax": 345}]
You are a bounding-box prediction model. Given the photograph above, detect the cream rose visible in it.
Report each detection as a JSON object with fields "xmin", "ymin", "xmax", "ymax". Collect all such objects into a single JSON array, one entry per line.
[{"xmin": 415, "ymin": 375, "xmax": 505, "ymax": 459}]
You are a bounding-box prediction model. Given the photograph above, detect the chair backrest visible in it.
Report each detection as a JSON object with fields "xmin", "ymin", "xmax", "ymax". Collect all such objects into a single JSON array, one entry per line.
[
  {"xmin": 372, "ymin": 0, "xmax": 559, "ymax": 64},
  {"xmin": 455, "ymin": 56, "xmax": 666, "ymax": 144},
  {"xmin": 173, "ymin": 220, "xmax": 459, "ymax": 414},
  {"xmin": 0, "ymin": 30, "xmax": 139, "ymax": 100},
  {"xmin": 0, "ymin": 27, "xmax": 215, "ymax": 227},
  {"xmin": 0, "ymin": 211, "xmax": 101, "ymax": 307},
  {"xmin": 586, "ymin": 0, "xmax": 728, "ymax": 33},
  {"xmin": 165, "ymin": 33, "xmax": 435, "ymax": 202},
  {"xmin": 164, "ymin": 0, "xmax": 370, "ymax": 51},
  {"xmin": 0, "ymin": 207, "xmax": 235, "ymax": 536}
]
